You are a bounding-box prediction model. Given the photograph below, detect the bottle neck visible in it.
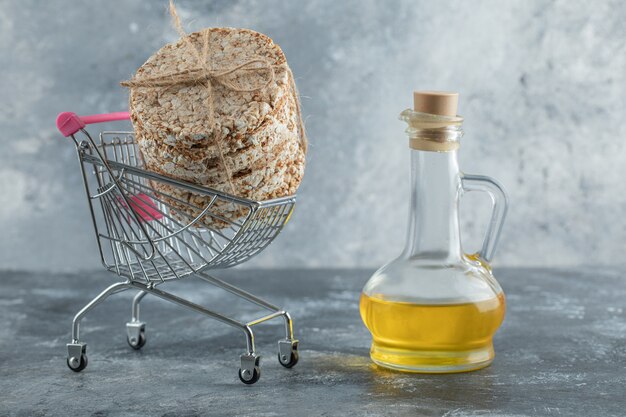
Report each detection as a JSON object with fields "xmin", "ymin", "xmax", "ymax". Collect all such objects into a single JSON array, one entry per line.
[{"xmin": 403, "ymin": 149, "xmax": 463, "ymax": 262}]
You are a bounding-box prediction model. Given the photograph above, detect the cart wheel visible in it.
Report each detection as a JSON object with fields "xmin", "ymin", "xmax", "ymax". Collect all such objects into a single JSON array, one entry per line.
[
  {"xmin": 238, "ymin": 366, "xmax": 261, "ymax": 384},
  {"xmin": 127, "ymin": 331, "xmax": 146, "ymax": 350},
  {"xmin": 126, "ymin": 321, "xmax": 146, "ymax": 350},
  {"xmin": 67, "ymin": 354, "xmax": 88, "ymax": 372},
  {"xmin": 278, "ymin": 350, "xmax": 299, "ymax": 368},
  {"xmin": 278, "ymin": 339, "xmax": 299, "ymax": 368}
]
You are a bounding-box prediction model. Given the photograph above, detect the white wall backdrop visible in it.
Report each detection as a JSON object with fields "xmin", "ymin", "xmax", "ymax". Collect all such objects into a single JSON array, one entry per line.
[{"xmin": 1, "ymin": 0, "xmax": 625, "ymax": 271}]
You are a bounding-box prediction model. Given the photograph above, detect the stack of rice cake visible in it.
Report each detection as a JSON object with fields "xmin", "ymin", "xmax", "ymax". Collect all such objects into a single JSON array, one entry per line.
[{"xmin": 128, "ymin": 28, "xmax": 305, "ymax": 228}]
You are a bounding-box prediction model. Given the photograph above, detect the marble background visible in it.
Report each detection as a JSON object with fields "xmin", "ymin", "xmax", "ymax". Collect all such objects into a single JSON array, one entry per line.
[{"xmin": 0, "ymin": 0, "xmax": 624, "ymax": 272}]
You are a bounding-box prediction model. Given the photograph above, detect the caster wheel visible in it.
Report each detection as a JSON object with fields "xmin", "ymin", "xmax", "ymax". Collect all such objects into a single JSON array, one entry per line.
[
  {"xmin": 238, "ymin": 366, "xmax": 261, "ymax": 384},
  {"xmin": 239, "ymin": 354, "xmax": 261, "ymax": 384},
  {"xmin": 67, "ymin": 354, "xmax": 88, "ymax": 372},
  {"xmin": 127, "ymin": 331, "xmax": 146, "ymax": 350},
  {"xmin": 278, "ymin": 350, "xmax": 299, "ymax": 368},
  {"xmin": 278, "ymin": 340, "xmax": 299, "ymax": 368}
]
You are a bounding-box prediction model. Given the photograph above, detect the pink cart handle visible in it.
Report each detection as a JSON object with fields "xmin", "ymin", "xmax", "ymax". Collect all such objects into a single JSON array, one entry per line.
[
  {"xmin": 118, "ymin": 193, "xmax": 165, "ymax": 223},
  {"xmin": 56, "ymin": 111, "xmax": 130, "ymax": 137}
]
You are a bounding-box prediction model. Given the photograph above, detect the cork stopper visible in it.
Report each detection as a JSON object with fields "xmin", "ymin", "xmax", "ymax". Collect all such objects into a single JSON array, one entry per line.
[{"xmin": 413, "ymin": 91, "xmax": 459, "ymax": 117}]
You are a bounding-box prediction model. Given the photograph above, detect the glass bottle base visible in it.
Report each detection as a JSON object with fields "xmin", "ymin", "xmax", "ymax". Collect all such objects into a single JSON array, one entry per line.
[{"xmin": 369, "ymin": 341, "xmax": 495, "ymax": 373}]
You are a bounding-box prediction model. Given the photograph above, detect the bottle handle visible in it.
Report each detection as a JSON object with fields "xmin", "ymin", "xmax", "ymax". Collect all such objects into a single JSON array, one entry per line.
[{"xmin": 460, "ymin": 174, "xmax": 509, "ymax": 263}]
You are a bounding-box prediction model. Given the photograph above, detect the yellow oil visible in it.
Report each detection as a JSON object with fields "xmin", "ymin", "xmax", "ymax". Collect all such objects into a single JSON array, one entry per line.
[{"xmin": 359, "ymin": 292, "xmax": 506, "ymax": 373}]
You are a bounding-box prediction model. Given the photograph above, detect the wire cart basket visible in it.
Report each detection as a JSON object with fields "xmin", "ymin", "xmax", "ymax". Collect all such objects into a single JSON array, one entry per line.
[{"xmin": 55, "ymin": 111, "xmax": 299, "ymax": 384}]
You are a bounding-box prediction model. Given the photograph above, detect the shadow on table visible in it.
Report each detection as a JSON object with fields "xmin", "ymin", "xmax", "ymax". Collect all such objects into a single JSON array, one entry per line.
[{"xmin": 310, "ymin": 352, "xmax": 511, "ymax": 409}]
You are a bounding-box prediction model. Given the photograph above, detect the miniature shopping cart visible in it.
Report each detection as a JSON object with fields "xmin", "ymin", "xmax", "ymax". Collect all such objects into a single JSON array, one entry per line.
[{"xmin": 56, "ymin": 111, "xmax": 299, "ymax": 384}]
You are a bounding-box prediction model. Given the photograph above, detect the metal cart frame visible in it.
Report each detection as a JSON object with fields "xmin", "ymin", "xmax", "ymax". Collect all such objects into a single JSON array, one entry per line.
[{"xmin": 56, "ymin": 111, "xmax": 299, "ymax": 384}]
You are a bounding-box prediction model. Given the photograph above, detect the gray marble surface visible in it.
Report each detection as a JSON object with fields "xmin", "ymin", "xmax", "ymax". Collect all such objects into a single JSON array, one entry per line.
[
  {"xmin": 1, "ymin": 267, "xmax": 624, "ymax": 416},
  {"xmin": 2, "ymin": 1, "xmax": 626, "ymax": 272}
]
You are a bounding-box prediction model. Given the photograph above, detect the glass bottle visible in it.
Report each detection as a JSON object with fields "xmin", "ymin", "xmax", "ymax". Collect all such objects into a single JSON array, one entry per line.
[{"xmin": 360, "ymin": 91, "xmax": 509, "ymax": 373}]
